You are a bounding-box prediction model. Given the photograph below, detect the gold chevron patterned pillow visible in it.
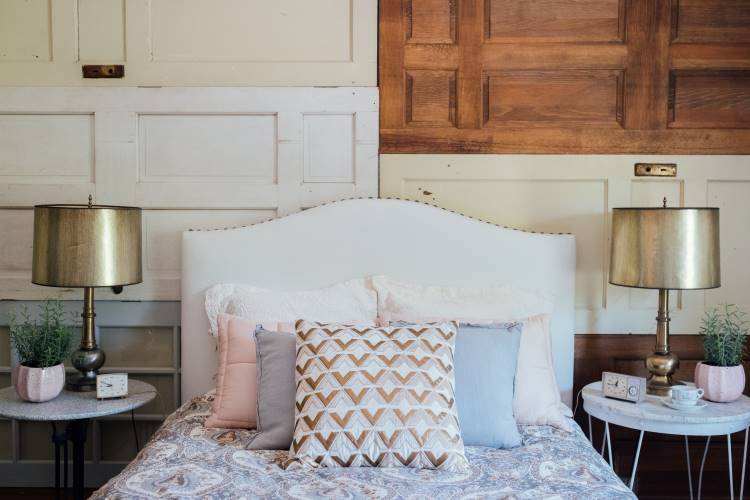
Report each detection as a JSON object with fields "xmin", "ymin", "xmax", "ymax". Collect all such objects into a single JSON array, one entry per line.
[{"xmin": 286, "ymin": 320, "xmax": 468, "ymax": 472}]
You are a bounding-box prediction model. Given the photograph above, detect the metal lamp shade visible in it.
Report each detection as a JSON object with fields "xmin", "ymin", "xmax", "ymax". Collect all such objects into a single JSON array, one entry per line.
[
  {"xmin": 609, "ymin": 207, "xmax": 720, "ymax": 290},
  {"xmin": 32, "ymin": 204, "xmax": 143, "ymax": 288}
]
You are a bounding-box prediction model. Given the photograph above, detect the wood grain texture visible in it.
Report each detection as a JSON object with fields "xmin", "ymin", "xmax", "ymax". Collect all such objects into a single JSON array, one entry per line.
[
  {"xmin": 485, "ymin": 0, "xmax": 625, "ymax": 43},
  {"xmin": 669, "ymin": 70, "xmax": 750, "ymax": 129},
  {"xmin": 671, "ymin": 0, "xmax": 750, "ymax": 44},
  {"xmin": 574, "ymin": 334, "xmax": 750, "ymax": 500},
  {"xmin": 483, "ymin": 70, "xmax": 623, "ymax": 127},
  {"xmin": 406, "ymin": 0, "xmax": 456, "ymax": 44},
  {"xmin": 624, "ymin": 0, "xmax": 671, "ymax": 130},
  {"xmin": 380, "ymin": 0, "xmax": 750, "ymax": 154},
  {"xmin": 380, "ymin": 127, "xmax": 750, "ymax": 153},
  {"xmin": 405, "ymin": 70, "xmax": 456, "ymax": 127},
  {"xmin": 457, "ymin": 0, "xmax": 483, "ymax": 129}
]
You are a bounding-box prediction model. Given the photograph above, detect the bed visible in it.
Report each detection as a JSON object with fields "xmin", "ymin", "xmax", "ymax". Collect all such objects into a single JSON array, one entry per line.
[{"xmin": 91, "ymin": 198, "xmax": 634, "ymax": 499}]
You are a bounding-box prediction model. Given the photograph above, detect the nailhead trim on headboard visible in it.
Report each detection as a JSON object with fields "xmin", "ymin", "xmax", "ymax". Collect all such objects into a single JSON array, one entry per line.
[{"xmin": 186, "ymin": 196, "xmax": 572, "ymax": 236}]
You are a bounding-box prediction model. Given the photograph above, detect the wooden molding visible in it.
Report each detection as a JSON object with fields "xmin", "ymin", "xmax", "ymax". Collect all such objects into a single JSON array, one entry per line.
[{"xmin": 379, "ymin": 0, "xmax": 750, "ymax": 154}]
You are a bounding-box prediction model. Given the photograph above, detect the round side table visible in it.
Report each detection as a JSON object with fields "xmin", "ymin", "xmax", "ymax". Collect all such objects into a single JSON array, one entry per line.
[
  {"xmin": 583, "ymin": 381, "xmax": 750, "ymax": 500},
  {"xmin": 0, "ymin": 379, "xmax": 156, "ymax": 500}
]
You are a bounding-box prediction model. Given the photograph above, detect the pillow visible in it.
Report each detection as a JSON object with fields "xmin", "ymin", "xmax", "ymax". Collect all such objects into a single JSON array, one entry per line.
[
  {"xmin": 392, "ymin": 320, "xmax": 522, "ymax": 447},
  {"xmin": 374, "ymin": 276, "xmax": 570, "ymax": 432},
  {"xmin": 513, "ymin": 314, "xmax": 571, "ymax": 431},
  {"xmin": 205, "ymin": 278, "xmax": 378, "ymax": 337},
  {"xmin": 373, "ymin": 275, "xmax": 554, "ymax": 325},
  {"xmin": 205, "ymin": 314, "xmax": 258, "ymax": 428},
  {"xmin": 286, "ymin": 320, "xmax": 469, "ymax": 471},
  {"xmin": 248, "ymin": 328, "xmax": 296, "ymax": 450}
]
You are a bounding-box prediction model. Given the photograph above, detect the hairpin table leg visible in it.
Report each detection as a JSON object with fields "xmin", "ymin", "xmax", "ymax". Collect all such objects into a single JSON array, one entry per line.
[
  {"xmin": 698, "ymin": 436, "xmax": 711, "ymax": 500},
  {"xmin": 605, "ymin": 421, "xmax": 613, "ymax": 467},
  {"xmin": 727, "ymin": 434, "xmax": 734, "ymax": 500},
  {"xmin": 740, "ymin": 428, "xmax": 748, "ymax": 500},
  {"xmin": 628, "ymin": 430, "xmax": 644, "ymax": 490},
  {"xmin": 685, "ymin": 435, "xmax": 694, "ymax": 500}
]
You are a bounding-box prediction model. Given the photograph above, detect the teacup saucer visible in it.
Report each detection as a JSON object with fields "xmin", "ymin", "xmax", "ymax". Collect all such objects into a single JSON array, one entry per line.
[{"xmin": 662, "ymin": 399, "xmax": 707, "ymax": 412}]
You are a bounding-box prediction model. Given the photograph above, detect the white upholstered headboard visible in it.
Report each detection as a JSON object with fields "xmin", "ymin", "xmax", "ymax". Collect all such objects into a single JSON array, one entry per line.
[{"xmin": 181, "ymin": 198, "xmax": 576, "ymax": 406}]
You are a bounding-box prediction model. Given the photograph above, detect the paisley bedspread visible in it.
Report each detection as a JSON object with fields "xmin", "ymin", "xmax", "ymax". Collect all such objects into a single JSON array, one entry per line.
[{"xmin": 91, "ymin": 393, "xmax": 634, "ymax": 499}]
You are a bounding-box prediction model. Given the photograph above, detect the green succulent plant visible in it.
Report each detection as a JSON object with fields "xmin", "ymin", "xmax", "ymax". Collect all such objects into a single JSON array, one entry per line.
[
  {"xmin": 9, "ymin": 299, "xmax": 75, "ymax": 368},
  {"xmin": 699, "ymin": 304, "xmax": 748, "ymax": 367}
]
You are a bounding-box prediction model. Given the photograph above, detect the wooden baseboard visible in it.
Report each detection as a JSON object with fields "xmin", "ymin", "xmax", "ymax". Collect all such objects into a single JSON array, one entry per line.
[{"xmin": 574, "ymin": 334, "xmax": 749, "ymax": 499}]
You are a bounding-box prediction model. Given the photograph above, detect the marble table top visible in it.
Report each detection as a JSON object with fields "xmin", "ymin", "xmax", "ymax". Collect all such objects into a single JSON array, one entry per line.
[
  {"xmin": 0, "ymin": 379, "xmax": 157, "ymax": 421},
  {"xmin": 584, "ymin": 381, "xmax": 750, "ymax": 423},
  {"xmin": 583, "ymin": 381, "xmax": 750, "ymax": 435}
]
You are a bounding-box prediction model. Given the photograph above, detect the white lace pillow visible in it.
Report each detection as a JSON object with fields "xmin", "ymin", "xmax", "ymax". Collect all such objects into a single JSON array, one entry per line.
[
  {"xmin": 204, "ymin": 278, "xmax": 377, "ymax": 337},
  {"xmin": 286, "ymin": 320, "xmax": 468, "ymax": 472}
]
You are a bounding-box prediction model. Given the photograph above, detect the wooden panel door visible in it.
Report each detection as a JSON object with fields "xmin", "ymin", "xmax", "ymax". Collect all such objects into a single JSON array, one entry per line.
[{"xmin": 379, "ymin": 0, "xmax": 750, "ymax": 154}]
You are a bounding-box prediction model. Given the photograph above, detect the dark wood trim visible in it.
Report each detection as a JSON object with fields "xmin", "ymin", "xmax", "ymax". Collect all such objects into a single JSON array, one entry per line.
[{"xmin": 380, "ymin": 0, "xmax": 750, "ymax": 154}]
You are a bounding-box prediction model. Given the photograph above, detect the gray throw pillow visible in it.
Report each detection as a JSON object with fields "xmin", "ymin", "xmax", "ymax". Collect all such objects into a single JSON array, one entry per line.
[
  {"xmin": 392, "ymin": 321, "xmax": 523, "ymax": 448},
  {"xmin": 247, "ymin": 328, "xmax": 296, "ymax": 450}
]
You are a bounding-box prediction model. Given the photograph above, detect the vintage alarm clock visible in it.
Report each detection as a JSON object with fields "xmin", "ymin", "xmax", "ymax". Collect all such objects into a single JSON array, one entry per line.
[
  {"xmin": 601, "ymin": 371, "xmax": 647, "ymax": 403},
  {"xmin": 96, "ymin": 373, "xmax": 129, "ymax": 399}
]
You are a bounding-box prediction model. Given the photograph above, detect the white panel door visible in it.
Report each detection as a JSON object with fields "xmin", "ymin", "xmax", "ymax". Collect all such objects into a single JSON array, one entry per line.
[
  {"xmin": 0, "ymin": 87, "xmax": 379, "ymax": 300},
  {"xmin": 381, "ymin": 154, "xmax": 750, "ymax": 336},
  {"xmin": 0, "ymin": 0, "xmax": 377, "ymax": 86}
]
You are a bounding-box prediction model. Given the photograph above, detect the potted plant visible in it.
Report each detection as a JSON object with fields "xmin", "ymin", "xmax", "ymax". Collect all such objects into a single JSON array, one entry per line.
[
  {"xmin": 695, "ymin": 304, "xmax": 748, "ymax": 403},
  {"xmin": 9, "ymin": 299, "xmax": 74, "ymax": 402}
]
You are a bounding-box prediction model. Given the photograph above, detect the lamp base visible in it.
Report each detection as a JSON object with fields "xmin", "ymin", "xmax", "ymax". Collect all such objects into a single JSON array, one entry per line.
[
  {"xmin": 646, "ymin": 350, "xmax": 683, "ymax": 396},
  {"xmin": 68, "ymin": 346, "xmax": 106, "ymax": 393},
  {"xmin": 66, "ymin": 373, "xmax": 98, "ymax": 392},
  {"xmin": 67, "ymin": 287, "xmax": 106, "ymax": 392}
]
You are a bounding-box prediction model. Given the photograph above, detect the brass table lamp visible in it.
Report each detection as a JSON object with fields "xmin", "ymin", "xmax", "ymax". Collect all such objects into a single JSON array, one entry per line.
[
  {"xmin": 32, "ymin": 197, "xmax": 142, "ymax": 391},
  {"xmin": 609, "ymin": 200, "xmax": 720, "ymax": 395}
]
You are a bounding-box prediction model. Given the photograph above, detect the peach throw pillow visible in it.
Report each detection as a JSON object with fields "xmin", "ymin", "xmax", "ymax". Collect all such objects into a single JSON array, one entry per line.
[{"xmin": 205, "ymin": 314, "xmax": 260, "ymax": 428}]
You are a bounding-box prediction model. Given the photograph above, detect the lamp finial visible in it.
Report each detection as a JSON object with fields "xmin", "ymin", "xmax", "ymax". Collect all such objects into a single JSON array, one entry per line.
[
  {"xmin": 663, "ymin": 197, "xmax": 667, "ymax": 208},
  {"xmin": 88, "ymin": 194, "xmax": 93, "ymax": 208}
]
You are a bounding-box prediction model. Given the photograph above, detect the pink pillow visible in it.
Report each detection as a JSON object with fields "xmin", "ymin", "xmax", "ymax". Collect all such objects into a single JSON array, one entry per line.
[
  {"xmin": 205, "ymin": 314, "xmax": 259, "ymax": 428},
  {"xmin": 206, "ymin": 315, "xmax": 295, "ymax": 429}
]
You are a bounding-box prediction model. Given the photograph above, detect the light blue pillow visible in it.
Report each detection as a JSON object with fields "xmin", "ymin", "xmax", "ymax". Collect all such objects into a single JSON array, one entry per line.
[
  {"xmin": 454, "ymin": 323, "xmax": 522, "ymax": 448},
  {"xmin": 392, "ymin": 321, "xmax": 522, "ymax": 448}
]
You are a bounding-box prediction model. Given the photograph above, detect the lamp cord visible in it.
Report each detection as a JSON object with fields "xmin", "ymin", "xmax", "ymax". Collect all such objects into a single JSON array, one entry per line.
[
  {"xmin": 130, "ymin": 409, "xmax": 139, "ymax": 452},
  {"xmin": 127, "ymin": 389, "xmax": 168, "ymax": 455}
]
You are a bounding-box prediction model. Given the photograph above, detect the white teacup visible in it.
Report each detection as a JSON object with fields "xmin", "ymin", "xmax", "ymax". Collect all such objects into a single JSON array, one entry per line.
[{"xmin": 671, "ymin": 386, "xmax": 704, "ymax": 406}]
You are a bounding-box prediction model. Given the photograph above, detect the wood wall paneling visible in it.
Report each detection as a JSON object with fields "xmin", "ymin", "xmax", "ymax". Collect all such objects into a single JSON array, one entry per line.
[
  {"xmin": 484, "ymin": 0, "xmax": 625, "ymax": 43},
  {"xmin": 0, "ymin": 87, "xmax": 379, "ymax": 300},
  {"xmin": 671, "ymin": 0, "xmax": 750, "ymax": 44},
  {"xmin": 669, "ymin": 71, "xmax": 750, "ymax": 129},
  {"xmin": 0, "ymin": 0, "xmax": 377, "ymax": 86},
  {"xmin": 482, "ymin": 70, "xmax": 624, "ymax": 127},
  {"xmin": 379, "ymin": 0, "xmax": 750, "ymax": 153},
  {"xmin": 380, "ymin": 154, "xmax": 750, "ymax": 334}
]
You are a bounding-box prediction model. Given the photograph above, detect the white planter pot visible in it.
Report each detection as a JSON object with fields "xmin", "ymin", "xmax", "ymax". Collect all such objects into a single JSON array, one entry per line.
[
  {"xmin": 694, "ymin": 361, "xmax": 746, "ymax": 403},
  {"xmin": 13, "ymin": 363, "xmax": 66, "ymax": 403}
]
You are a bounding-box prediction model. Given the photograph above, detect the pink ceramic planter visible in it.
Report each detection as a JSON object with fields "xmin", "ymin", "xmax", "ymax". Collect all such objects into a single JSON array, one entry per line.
[
  {"xmin": 694, "ymin": 361, "xmax": 746, "ymax": 403},
  {"xmin": 13, "ymin": 363, "xmax": 65, "ymax": 403}
]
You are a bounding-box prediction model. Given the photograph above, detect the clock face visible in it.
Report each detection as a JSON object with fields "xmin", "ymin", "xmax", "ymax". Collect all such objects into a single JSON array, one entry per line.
[
  {"xmin": 97, "ymin": 374, "xmax": 128, "ymax": 398},
  {"xmin": 604, "ymin": 373, "xmax": 628, "ymax": 398}
]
